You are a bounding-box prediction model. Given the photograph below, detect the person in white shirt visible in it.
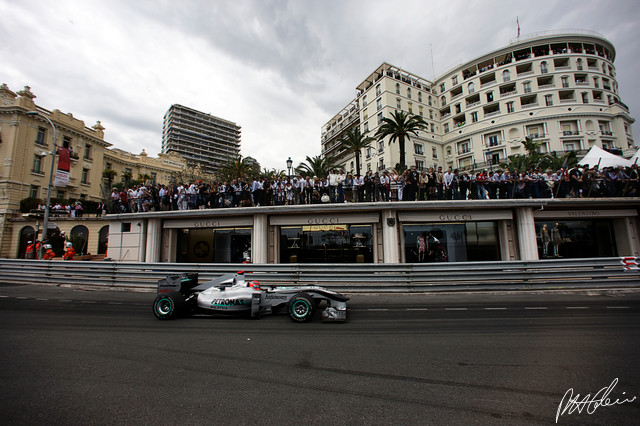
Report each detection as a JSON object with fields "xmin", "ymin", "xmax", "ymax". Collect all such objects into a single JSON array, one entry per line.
[{"xmin": 336, "ymin": 170, "xmax": 346, "ymax": 203}]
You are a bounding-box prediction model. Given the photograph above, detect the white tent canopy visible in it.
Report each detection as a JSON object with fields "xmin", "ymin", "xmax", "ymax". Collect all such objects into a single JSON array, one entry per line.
[{"xmin": 578, "ymin": 145, "xmax": 633, "ymax": 169}]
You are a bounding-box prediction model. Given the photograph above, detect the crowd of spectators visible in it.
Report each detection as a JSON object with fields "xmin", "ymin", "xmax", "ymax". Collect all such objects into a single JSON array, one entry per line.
[
  {"xmin": 109, "ymin": 163, "xmax": 639, "ymax": 213},
  {"xmin": 39, "ymin": 201, "xmax": 87, "ymax": 217}
]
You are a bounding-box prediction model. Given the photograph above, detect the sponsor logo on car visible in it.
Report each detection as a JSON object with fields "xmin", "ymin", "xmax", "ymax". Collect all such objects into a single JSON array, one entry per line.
[
  {"xmin": 211, "ymin": 298, "xmax": 248, "ymax": 307},
  {"xmin": 265, "ymin": 295, "xmax": 288, "ymax": 300}
]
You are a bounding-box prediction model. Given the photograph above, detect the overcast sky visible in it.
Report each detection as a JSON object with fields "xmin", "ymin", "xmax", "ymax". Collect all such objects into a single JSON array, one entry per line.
[{"xmin": 2, "ymin": 0, "xmax": 639, "ymax": 171}]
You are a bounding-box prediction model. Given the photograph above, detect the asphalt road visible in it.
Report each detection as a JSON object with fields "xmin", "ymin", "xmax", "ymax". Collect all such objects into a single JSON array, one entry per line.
[{"xmin": 0, "ymin": 283, "xmax": 639, "ymax": 425}]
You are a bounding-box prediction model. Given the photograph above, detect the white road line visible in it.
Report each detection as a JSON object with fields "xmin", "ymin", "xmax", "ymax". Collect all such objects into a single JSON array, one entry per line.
[
  {"xmin": 405, "ymin": 308, "xmax": 429, "ymax": 311},
  {"xmin": 367, "ymin": 308, "xmax": 389, "ymax": 311},
  {"xmin": 81, "ymin": 301, "xmax": 96, "ymax": 304},
  {"xmin": 58, "ymin": 299, "xmax": 72, "ymax": 302},
  {"xmin": 445, "ymin": 308, "xmax": 468, "ymax": 311},
  {"xmin": 524, "ymin": 307, "xmax": 548, "ymax": 310},
  {"xmin": 484, "ymin": 307, "xmax": 507, "ymax": 310},
  {"xmin": 107, "ymin": 302, "xmax": 123, "ymax": 305},
  {"xmin": 565, "ymin": 306, "xmax": 589, "ymax": 310},
  {"xmin": 606, "ymin": 306, "xmax": 630, "ymax": 309},
  {"xmin": 17, "ymin": 296, "xmax": 28, "ymax": 299},
  {"xmin": 36, "ymin": 298, "xmax": 49, "ymax": 301},
  {"xmin": 0, "ymin": 295, "xmax": 7, "ymax": 298}
]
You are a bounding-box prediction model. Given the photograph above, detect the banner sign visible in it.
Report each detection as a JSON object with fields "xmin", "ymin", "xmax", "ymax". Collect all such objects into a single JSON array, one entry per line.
[{"xmin": 54, "ymin": 147, "xmax": 70, "ymax": 187}]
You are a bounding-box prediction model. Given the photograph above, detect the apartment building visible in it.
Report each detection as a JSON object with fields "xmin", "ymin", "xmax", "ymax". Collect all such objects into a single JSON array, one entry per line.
[
  {"xmin": 161, "ymin": 104, "xmax": 241, "ymax": 177},
  {"xmin": 322, "ymin": 31, "xmax": 635, "ymax": 173}
]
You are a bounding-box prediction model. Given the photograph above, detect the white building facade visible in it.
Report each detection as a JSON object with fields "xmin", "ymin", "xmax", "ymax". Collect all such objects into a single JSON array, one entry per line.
[{"xmin": 323, "ymin": 31, "xmax": 635, "ymax": 173}]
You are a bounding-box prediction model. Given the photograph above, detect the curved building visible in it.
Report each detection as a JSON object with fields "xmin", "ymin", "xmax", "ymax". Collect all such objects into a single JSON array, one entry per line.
[{"xmin": 322, "ymin": 31, "xmax": 635, "ymax": 173}]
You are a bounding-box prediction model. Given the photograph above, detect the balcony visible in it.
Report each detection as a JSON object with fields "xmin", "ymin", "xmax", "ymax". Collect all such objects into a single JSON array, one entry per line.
[
  {"xmin": 466, "ymin": 101, "xmax": 480, "ymax": 108},
  {"xmin": 484, "ymin": 111, "xmax": 501, "ymax": 118},
  {"xmin": 562, "ymin": 130, "xmax": 579, "ymax": 136},
  {"xmin": 480, "ymin": 80, "xmax": 496, "ymax": 88},
  {"xmin": 559, "ymin": 98, "xmax": 576, "ymax": 104},
  {"xmin": 601, "ymin": 130, "xmax": 614, "ymax": 136},
  {"xmin": 527, "ymin": 133, "xmax": 546, "ymax": 139},
  {"xmin": 517, "ymin": 70, "xmax": 534, "ymax": 77},
  {"xmin": 538, "ymin": 83, "xmax": 556, "ymax": 90},
  {"xmin": 521, "ymin": 102, "xmax": 539, "ymax": 109},
  {"xmin": 575, "ymin": 80, "xmax": 589, "ymax": 86},
  {"xmin": 500, "ymin": 90, "xmax": 517, "ymax": 98}
]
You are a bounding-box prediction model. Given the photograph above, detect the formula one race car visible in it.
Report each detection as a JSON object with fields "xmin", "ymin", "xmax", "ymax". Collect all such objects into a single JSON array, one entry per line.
[{"xmin": 152, "ymin": 272, "xmax": 348, "ymax": 322}]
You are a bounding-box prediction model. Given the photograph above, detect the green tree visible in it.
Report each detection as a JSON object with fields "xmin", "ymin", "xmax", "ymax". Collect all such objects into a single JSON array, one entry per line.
[
  {"xmin": 260, "ymin": 168, "xmax": 286, "ymax": 180},
  {"xmin": 217, "ymin": 155, "xmax": 259, "ymax": 182},
  {"xmin": 296, "ymin": 155, "xmax": 340, "ymax": 178},
  {"xmin": 340, "ymin": 126, "xmax": 376, "ymax": 177},
  {"xmin": 375, "ymin": 110, "xmax": 428, "ymax": 169},
  {"xmin": 121, "ymin": 170, "xmax": 132, "ymax": 183}
]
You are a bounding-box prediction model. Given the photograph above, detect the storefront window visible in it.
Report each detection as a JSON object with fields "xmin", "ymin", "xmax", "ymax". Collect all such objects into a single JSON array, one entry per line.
[
  {"xmin": 403, "ymin": 222, "xmax": 500, "ymax": 263},
  {"xmin": 535, "ymin": 220, "xmax": 616, "ymax": 259},
  {"xmin": 176, "ymin": 227, "xmax": 251, "ymax": 263},
  {"xmin": 280, "ymin": 224, "xmax": 373, "ymax": 263}
]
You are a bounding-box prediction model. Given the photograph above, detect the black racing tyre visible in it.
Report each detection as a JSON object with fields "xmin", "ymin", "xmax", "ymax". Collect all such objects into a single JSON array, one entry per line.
[
  {"xmin": 153, "ymin": 292, "xmax": 185, "ymax": 320},
  {"xmin": 288, "ymin": 293, "xmax": 316, "ymax": 322}
]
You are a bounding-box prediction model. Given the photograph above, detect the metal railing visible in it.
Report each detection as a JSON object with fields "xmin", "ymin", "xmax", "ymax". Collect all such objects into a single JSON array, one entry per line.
[{"xmin": 0, "ymin": 258, "xmax": 638, "ymax": 293}]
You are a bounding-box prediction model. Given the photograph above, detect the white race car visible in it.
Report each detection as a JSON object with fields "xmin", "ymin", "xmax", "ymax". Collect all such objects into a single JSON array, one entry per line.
[{"xmin": 152, "ymin": 272, "xmax": 348, "ymax": 322}]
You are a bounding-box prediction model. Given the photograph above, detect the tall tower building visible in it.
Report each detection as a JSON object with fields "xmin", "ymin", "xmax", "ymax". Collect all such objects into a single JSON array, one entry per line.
[{"xmin": 162, "ymin": 104, "xmax": 241, "ymax": 177}]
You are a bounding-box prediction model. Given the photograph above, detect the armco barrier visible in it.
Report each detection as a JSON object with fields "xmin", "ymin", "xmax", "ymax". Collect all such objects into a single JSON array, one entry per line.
[{"xmin": 0, "ymin": 258, "xmax": 639, "ymax": 293}]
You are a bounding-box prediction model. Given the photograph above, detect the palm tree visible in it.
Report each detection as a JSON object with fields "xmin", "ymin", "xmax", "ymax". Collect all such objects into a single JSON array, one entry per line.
[
  {"xmin": 260, "ymin": 168, "xmax": 286, "ymax": 180},
  {"xmin": 296, "ymin": 155, "xmax": 340, "ymax": 178},
  {"xmin": 217, "ymin": 155, "xmax": 259, "ymax": 182},
  {"xmin": 375, "ymin": 110, "xmax": 428, "ymax": 169},
  {"xmin": 340, "ymin": 126, "xmax": 376, "ymax": 177}
]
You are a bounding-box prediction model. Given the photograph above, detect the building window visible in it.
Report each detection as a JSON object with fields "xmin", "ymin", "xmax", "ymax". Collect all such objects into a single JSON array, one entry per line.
[
  {"xmin": 471, "ymin": 111, "xmax": 478, "ymax": 123},
  {"xmin": 414, "ymin": 143, "xmax": 424, "ymax": 155},
  {"xmin": 545, "ymin": 94, "xmax": 553, "ymax": 106},
  {"xmin": 379, "ymin": 141, "xmax": 384, "ymax": 153},
  {"xmin": 62, "ymin": 136, "xmax": 72, "ymax": 149},
  {"xmin": 377, "ymin": 112, "xmax": 383, "ymax": 125},
  {"xmin": 540, "ymin": 62, "xmax": 548, "ymax": 74},
  {"xmin": 419, "ymin": 105, "xmax": 424, "ymax": 116},
  {"xmin": 36, "ymin": 127, "xmax": 47, "ymax": 146},
  {"xmin": 432, "ymin": 147, "xmax": 438, "ymax": 159},
  {"xmin": 440, "ymin": 83, "xmax": 445, "ymax": 93},
  {"xmin": 452, "ymin": 75, "xmax": 458, "ymax": 86},
  {"xmin": 468, "ymin": 82, "xmax": 475, "ymax": 94},
  {"xmin": 455, "ymin": 103, "xmax": 461, "ymax": 114},
  {"xmin": 408, "ymin": 102, "xmax": 413, "ymax": 114},
  {"xmin": 418, "ymin": 92, "xmax": 422, "ymax": 102},
  {"xmin": 362, "ymin": 95, "xmax": 367, "ymax": 106},
  {"xmin": 487, "ymin": 134, "xmax": 499, "ymax": 146},
  {"xmin": 441, "ymin": 96, "xmax": 446, "ymax": 106},
  {"xmin": 486, "ymin": 92, "xmax": 494, "ymax": 102},
  {"xmin": 416, "ymin": 160, "xmax": 424, "ymax": 170},
  {"xmin": 523, "ymin": 81, "xmax": 531, "ymax": 93},
  {"xmin": 561, "ymin": 76, "xmax": 569, "ymax": 88},
  {"xmin": 396, "ymin": 98, "xmax": 402, "ymax": 109},
  {"xmin": 593, "ymin": 77, "xmax": 599, "ymax": 88},
  {"xmin": 581, "ymin": 92, "xmax": 589, "ymax": 103},
  {"xmin": 84, "ymin": 144, "xmax": 92, "ymax": 160},
  {"xmin": 29, "ymin": 185, "xmax": 39, "ymax": 198},
  {"xmin": 379, "ymin": 158, "xmax": 385, "ymax": 170},
  {"xmin": 444, "ymin": 123, "xmax": 450, "ymax": 133},
  {"xmin": 376, "ymin": 84, "xmax": 381, "ymax": 96},
  {"xmin": 429, "ymin": 110, "xmax": 433, "ymax": 119},
  {"xmin": 32, "ymin": 153, "xmax": 44, "ymax": 173},
  {"xmin": 81, "ymin": 168, "xmax": 89, "ymax": 184},
  {"xmin": 363, "ymin": 121, "xmax": 369, "ymax": 132},
  {"xmin": 407, "ymin": 88, "xmax": 412, "ymax": 99},
  {"xmin": 506, "ymin": 102, "xmax": 515, "ymax": 113},
  {"xmin": 363, "ymin": 109, "xmax": 368, "ymax": 120},
  {"xmin": 430, "ymin": 123, "xmax": 435, "ymax": 132},
  {"xmin": 395, "ymin": 83, "xmax": 400, "ymax": 94},
  {"xmin": 428, "ymin": 95, "xmax": 432, "ymax": 106},
  {"xmin": 503, "ymin": 70, "xmax": 510, "ymax": 82},
  {"xmin": 377, "ymin": 98, "xmax": 382, "ymax": 111}
]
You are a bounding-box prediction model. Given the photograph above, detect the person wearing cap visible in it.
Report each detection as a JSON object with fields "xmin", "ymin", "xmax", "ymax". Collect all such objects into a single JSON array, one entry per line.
[
  {"xmin": 63, "ymin": 242, "xmax": 76, "ymax": 260},
  {"xmin": 42, "ymin": 244, "xmax": 56, "ymax": 260},
  {"xmin": 25, "ymin": 241, "xmax": 35, "ymax": 259}
]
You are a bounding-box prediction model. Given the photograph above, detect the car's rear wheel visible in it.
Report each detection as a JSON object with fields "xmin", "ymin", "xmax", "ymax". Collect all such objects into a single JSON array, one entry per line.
[
  {"xmin": 288, "ymin": 293, "xmax": 316, "ymax": 322},
  {"xmin": 153, "ymin": 292, "xmax": 185, "ymax": 320}
]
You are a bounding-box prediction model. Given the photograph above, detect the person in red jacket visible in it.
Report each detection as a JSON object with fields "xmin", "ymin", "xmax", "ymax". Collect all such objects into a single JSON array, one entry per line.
[
  {"xmin": 63, "ymin": 242, "xmax": 76, "ymax": 260},
  {"xmin": 42, "ymin": 244, "xmax": 55, "ymax": 260},
  {"xmin": 25, "ymin": 241, "xmax": 35, "ymax": 259}
]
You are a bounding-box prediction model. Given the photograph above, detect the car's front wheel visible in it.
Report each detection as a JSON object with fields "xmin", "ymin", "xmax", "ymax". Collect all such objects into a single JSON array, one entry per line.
[
  {"xmin": 153, "ymin": 292, "xmax": 185, "ymax": 320},
  {"xmin": 288, "ymin": 293, "xmax": 316, "ymax": 322}
]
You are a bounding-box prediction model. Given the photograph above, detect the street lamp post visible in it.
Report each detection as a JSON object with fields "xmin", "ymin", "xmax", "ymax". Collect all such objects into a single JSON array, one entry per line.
[
  {"xmin": 286, "ymin": 157, "xmax": 293, "ymax": 179},
  {"xmin": 27, "ymin": 111, "xmax": 57, "ymax": 257}
]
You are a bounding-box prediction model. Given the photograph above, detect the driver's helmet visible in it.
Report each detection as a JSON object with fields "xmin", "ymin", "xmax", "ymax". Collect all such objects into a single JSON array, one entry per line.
[
  {"xmin": 65, "ymin": 242, "xmax": 73, "ymax": 248},
  {"xmin": 44, "ymin": 244, "xmax": 52, "ymax": 249},
  {"xmin": 248, "ymin": 281, "xmax": 261, "ymax": 290}
]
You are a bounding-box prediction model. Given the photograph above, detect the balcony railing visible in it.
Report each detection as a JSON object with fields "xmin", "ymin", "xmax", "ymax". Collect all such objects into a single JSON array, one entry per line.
[
  {"xmin": 484, "ymin": 111, "xmax": 501, "ymax": 118},
  {"xmin": 575, "ymin": 81, "xmax": 589, "ymax": 86},
  {"xmin": 521, "ymin": 102, "xmax": 539, "ymax": 109},
  {"xmin": 559, "ymin": 99, "xmax": 576, "ymax": 104},
  {"xmin": 601, "ymin": 130, "xmax": 614, "ymax": 136},
  {"xmin": 562, "ymin": 130, "xmax": 579, "ymax": 136},
  {"xmin": 517, "ymin": 71, "xmax": 534, "ymax": 77},
  {"xmin": 538, "ymin": 83, "xmax": 555, "ymax": 89},
  {"xmin": 466, "ymin": 101, "xmax": 480, "ymax": 108},
  {"xmin": 500, "ymin": 90, "xmax": 517, "ymax": 98},
  {"xmin": 480, "ymin": 80, "xmax": 496, "ymax": 88}
]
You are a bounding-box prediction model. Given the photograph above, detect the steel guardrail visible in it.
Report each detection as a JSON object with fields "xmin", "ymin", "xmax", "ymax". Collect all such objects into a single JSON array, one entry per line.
[{"xmin": 0, "ymin": 258, "xmax": 638, "ymax": 293}]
